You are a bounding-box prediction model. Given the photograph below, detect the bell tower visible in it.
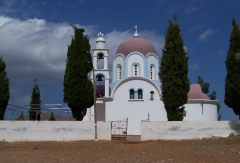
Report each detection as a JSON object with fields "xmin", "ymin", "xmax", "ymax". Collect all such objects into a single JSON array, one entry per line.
[{"xmin": 91, "ymin": 32, "xmax": 110, "ymax": 97}]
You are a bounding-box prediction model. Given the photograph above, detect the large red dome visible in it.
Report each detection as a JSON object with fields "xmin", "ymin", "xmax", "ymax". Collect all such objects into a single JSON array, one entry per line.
[{"xmin": 116, "ymin": 37, "xmax": 156, "ymax": 57}]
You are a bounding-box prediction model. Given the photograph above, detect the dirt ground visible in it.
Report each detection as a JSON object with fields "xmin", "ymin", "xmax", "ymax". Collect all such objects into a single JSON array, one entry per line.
[{"xmin": 1, "ymin": 136, "xmax": 240, "ymax": 163}]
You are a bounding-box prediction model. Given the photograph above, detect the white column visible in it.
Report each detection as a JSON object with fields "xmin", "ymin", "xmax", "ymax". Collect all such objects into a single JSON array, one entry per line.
[
  {"xmin": 105, "ymin": 78, "xmax": 109, "ymax": 97},
  {"xmin": 104, "ymin": 56, "xmax": 108, "ymax": 69},
  {"xmin": 93, "ymin": 56, "xmax": 97, "ymax": 69}
]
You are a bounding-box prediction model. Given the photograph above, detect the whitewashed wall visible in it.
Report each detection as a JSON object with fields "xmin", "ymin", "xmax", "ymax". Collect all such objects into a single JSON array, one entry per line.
[
  {"xmin": 106, "ymin": 79, "xmax": 167, "ymax": 135},
  {"xmin": 0, "ymin": 121, "xmax": 111, "ymax": 142},
  {"xmin": 141, "ymin": 121, "xmax": 240, "ymax": 141}
]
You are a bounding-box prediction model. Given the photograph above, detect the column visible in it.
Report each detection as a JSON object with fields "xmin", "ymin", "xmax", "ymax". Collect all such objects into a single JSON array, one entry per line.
[
  {"xmin": 105, "ymin": 78, "xmax": 109, "ymax": 97},
  {"xmin": 104, "ymin": 56, "xmax": 108, "ymax": 69},
  {"xmin": 93, "ymin": 56, "xmax": 97, "ymax": 69}
]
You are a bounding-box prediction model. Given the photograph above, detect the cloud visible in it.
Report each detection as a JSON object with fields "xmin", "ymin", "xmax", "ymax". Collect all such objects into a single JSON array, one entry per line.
[
  {"xmin": 78, "ymin": 1, "xmax": 84, "ymax": 5},
  {"xmin": 168, "ymin": 4, "xmax": 182, "ymax": 15},
  {"xmin": 188, "ymin": 25, "xmax": 202, "ymax": 33},
  {"xmin": 185, "ymin": 7, "xmax": 200, "ymax": 15},
  {"xmin": 198, "ymin": 29, "xmax": 213, "ymax": 41},
  {"xmin": 184, "ymin": 0, "xmax": 202, "ymax": 15},
  {"xmin": 0, "ymin": 15, "xmax": 165, "ymax": 104},
  {"xmin": 0, "ymin": 16, "xmax": 72, "ymax": 83},
  {"xmin": 189, "ymin": 63, "xmax": 200, "ymax": 71}
]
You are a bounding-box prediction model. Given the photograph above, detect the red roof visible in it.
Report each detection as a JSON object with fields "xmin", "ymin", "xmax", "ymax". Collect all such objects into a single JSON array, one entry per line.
[
  {"xmin": 116, "ymin": 37, "xmax": 156, "ymax": 57},
  {"xmin": 187, "ymin": 84, "xmax": 210, "ymax": 100}
]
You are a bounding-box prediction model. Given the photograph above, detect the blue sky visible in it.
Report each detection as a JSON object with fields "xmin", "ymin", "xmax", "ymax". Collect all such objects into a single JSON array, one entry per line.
[{"xmin": 0, "ymin": 0, "xmax": 240, "ymax": 120}]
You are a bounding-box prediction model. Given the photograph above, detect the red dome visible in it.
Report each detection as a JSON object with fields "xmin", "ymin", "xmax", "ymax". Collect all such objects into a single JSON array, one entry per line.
[
  {"xmin": 116, "ymin": 37, "xmax": 156, "ymax": 57},
  {"xmin": 188, "ymin": 84, "xmax": 210, "ymax": 100}
]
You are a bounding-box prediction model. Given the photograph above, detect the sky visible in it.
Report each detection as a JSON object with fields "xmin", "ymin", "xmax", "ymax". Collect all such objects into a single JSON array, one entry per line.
[{"xmin": 0, "ymin": 0, "xmax": 240, "ymax": 120}]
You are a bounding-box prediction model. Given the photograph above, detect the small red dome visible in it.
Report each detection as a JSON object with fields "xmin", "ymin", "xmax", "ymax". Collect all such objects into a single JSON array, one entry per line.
[
  {"xmin": 188, "ymin": 84, "xmax": 210, "ymax": 100},
  {"xmin": 116, "ymin": 37, "xmax": 156, "ymax": 57}
]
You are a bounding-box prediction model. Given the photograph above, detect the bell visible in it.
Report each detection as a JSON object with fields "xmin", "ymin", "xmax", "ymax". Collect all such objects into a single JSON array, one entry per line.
[
  {"xmin": 96, "ymin": 75, "xmax": 104, "ymax": 81},
  {"xmin": 97, "ymin": 53, "xmax": 104, "ymax": 60}
]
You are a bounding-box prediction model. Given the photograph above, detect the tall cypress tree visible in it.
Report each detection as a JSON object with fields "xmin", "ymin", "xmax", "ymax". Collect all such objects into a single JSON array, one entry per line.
[
  {"xmin": 29, "ymin": 79, "xmax": 41, "ymax": 120},
  {"xmin": 0, "ymin": 56, "xmax": 10, "ymax": 120},
  {"xmin": 225, "ymin": 18, "xmax": 240, "ymax": 120},
  {"xmin": 159, "ymin": 15, "xmax": 189, "ymax": 121},
  {"xmin": 63, "ymin": 25, "xmax": 94, "ymax": 121}
]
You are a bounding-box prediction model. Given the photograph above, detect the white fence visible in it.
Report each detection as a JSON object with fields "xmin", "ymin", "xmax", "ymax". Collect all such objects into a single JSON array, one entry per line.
[
  {"xmin": 0, "ymin": 121, "xmax": 111, "ymax": 142},
  {"xmin": 141, "ymin": 121, "xmax": 240, "ymax": 141},
  {"xmin": 1, "ymin": 121, "xmax": 240, "ymax": 142}
]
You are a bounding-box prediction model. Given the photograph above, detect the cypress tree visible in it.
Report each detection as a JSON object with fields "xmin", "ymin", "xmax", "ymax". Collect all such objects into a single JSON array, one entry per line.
[
  {"xmin": 159, "ymin": 15, "xmax": 190, "ymax": 121},
  {"xmin": 197, "ymin": 76, "xmax": 210, "ymax": 94},
  {"xmin": 48, "ymin": 112, "xmax": 55, "ymax": 121},
  {"xmin": 16, "ymin": 111, "xmax": 24, "ymax": 121},
  {"xmin": 0, "ymin": 56, "xmax": 10, "ymax": 120},
  {"xmin": 29, "ymin": 79, "xmax": 41, "ymax": 120},
  {"xmin": 63, "ymin": 25, "xmax": 94, "ymax": 121},
  {"xmin": 224, "ymin": 18, "xmax": 240, "ymax": 120}
]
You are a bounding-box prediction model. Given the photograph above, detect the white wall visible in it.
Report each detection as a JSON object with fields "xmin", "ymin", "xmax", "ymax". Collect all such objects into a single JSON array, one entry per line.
[
  {"xmin": 106, "ymin": 79, "xmax": 167, "ymax": 135},
  {"xmin": 0, "ymin": 121, "xmax": 111, "ymax": 142},
  {"xmin": 184, "ymin": 101, "xmax": 218, "ymax": 121},
  {"xmin": 141, "ymin": 121, "xmax": 240, "ymax": 141},
  {"xmin": 96, "ymin": 103, "xmax": 105, "ymax": 121}
]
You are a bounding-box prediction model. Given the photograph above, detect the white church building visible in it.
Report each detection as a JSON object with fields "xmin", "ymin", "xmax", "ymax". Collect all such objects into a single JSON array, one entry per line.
[{"xmin": 83, "ymin": 26, "xmax": 218, "ymax": 135}]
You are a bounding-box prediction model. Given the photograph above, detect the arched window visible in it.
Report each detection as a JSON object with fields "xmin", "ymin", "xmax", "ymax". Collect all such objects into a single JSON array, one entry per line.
[
  {"xmin": 97, "ymin": 53, "xmax": 104, "ymax": 60},
  {"xmin": 117, "ymin": 65, "xmax": 122, "ymax": 80},
  {"xmin": 132, "ymin": 64, "xmax": 139, "ymax": 76},
  {"xmin": 96, "ymin": 53, "xmax": 104, "ymax": 69},
  {"xmin": 130, "ymin": 89, "xmax": 134, "ymax": 99},
  {"xmin": 138, "ymin": 89, "xmax": 143, "ymax": 99},
  {"xmin": 150, "ymin": 65, "xmax": 155, "ymax": 80}
]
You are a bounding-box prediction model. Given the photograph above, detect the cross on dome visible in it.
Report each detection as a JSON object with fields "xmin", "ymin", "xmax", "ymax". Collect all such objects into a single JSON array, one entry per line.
[
  {"xmin": 133, "ymin": 25, "xmax": 139, "ymax": 38},
  {"xmin": 98, "ymin": 32, "xmax": 104, "ymax": 37}
]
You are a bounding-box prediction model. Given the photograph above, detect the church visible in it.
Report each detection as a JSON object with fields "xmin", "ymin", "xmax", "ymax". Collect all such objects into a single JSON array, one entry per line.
[{"xmin": 83, "ymin": 26, "xmax": 218, "ymax": 135}]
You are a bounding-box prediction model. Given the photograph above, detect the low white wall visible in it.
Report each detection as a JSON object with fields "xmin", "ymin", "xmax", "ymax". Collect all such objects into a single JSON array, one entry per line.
[
  {"xmin": 0, "ymin": 121, "xmax": 111, "ymax": 142},
  {"xmin": 141, "ymin": 121, "xmax": 240, "ymax": 141}
]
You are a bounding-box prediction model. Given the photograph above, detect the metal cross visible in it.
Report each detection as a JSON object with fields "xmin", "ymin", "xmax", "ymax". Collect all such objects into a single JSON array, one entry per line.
[
  {"xmin": 134, "ymin": 25, "xmax": 138, "ymax": 33},
  {"xmin": 147, "ymin": 112, "xmax": 150, "ymax": 121},
  {"xmin": 97, "ymin": 32, "xmax": 104, "ymax": 37}
]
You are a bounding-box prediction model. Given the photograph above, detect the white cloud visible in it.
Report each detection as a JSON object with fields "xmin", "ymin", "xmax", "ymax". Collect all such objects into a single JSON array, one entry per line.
[
  {"xmin": 189, "ymin": 63, "xmax": 200, "ymax": 71},
  {"xmin": 184, "ymin": 0, "xmax": 202, "ymax": 15},
  {"xmin": 185, "ymin": 7, "xmax": 201, "ymax": 15},
  {"xmin": 188, "ymin": 25, "xmax": 202, "ymax": 33},
  {"xmin": 0, "ymin": 15, "xmax": 165, "ymax": 104},
  {"xmin": 0, "ymin": 16, "xmax": 73, "ymax": 84},
  {"xmin": 198, "ymin": 29, "xmax": 213, "ymax": 41}
]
